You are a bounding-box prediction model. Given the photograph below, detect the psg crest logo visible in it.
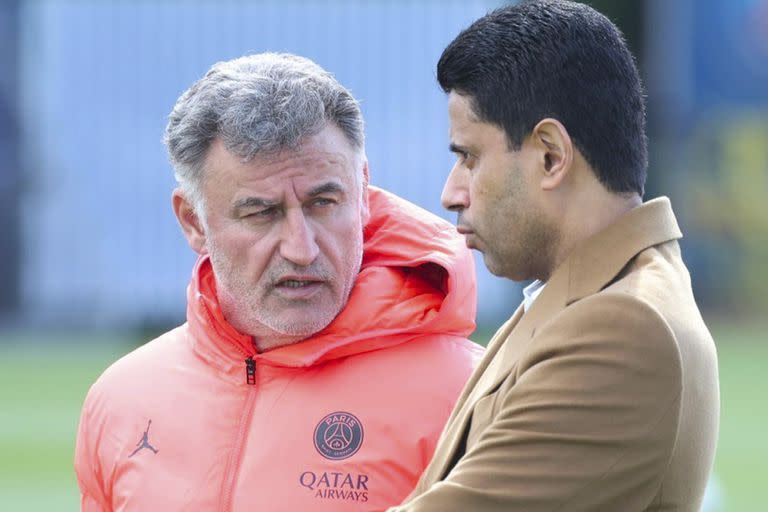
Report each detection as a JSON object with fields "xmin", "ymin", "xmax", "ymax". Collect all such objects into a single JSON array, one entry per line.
[{"xmin": 314, "ymin": 411, "xmax": 364, "ymax": 460}]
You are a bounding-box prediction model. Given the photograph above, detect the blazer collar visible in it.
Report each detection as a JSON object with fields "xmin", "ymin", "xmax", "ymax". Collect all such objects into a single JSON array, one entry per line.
[
  {"xmin": 564, "ymin": 196, "xmax": 682, "ymax": 305},
  {"xmin": 506, "ymin": 196, "xmax": 682, "ymax": 340}
]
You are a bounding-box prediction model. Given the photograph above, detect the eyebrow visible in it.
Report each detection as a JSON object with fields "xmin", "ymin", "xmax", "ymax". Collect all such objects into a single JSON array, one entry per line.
[
  {"xmin": 307, "ymin": 181, "xmax": 345, "ymax": 197},
  {"xmin": 231, "ymin": 181, "xmax": 346, "ymax": 213},
  {"xmin": 449, "ymin": 143, "xmax": 470, "ymax": 155}
]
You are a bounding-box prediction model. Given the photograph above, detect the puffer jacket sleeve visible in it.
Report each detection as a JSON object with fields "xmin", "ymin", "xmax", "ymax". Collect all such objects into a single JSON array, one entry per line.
[{"xmin": 74, "ymin": 391, "xmax": 111, "ymax": 511}]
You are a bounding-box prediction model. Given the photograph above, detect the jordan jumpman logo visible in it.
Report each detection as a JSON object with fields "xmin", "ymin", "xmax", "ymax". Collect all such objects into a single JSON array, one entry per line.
[{"xmin": 129, "ymin": 419, "xmax": 159, "ymax": 457}]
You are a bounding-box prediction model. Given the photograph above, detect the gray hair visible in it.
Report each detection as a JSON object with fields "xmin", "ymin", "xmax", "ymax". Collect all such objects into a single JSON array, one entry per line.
[{"xmin": 163, "ymin": 52, "xmax": 365, "ymax": 208}]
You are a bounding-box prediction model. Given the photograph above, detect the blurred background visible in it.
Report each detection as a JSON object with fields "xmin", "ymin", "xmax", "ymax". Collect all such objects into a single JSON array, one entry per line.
[{"xmin": 0, "ymin": 0, "xmax": 765, "ymax": 510}]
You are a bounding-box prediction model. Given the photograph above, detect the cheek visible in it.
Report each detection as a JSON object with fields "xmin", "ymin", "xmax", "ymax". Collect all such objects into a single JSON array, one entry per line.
[
  {"xmin": 213, "ymin": 230, "xmax": 251, "ymax": 258},
  {"xmin": 469, "ymin": 173, "xmax": 494, "ymax": 213},
  {"xmin": 471, "ymin": 173, "xmax": 513, "ymax": 228},
  {"xmin": 321, "ymin": 216, "xmax": 364, "ymax": 264},
  {"xmin": 212, "ymin": 229, "xmax": 274, "ymax": 275}
]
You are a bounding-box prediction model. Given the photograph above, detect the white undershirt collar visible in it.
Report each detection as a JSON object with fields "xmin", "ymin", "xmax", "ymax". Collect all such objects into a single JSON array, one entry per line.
[{"xmin": 522, "ymin": 279, "xmax": 546, "ymax": 312}]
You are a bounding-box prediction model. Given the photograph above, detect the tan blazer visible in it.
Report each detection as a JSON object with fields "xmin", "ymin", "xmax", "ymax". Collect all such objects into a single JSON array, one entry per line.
[{"xmin": 390, "ymin": 198, "xmax": 719, "ymax": 511}]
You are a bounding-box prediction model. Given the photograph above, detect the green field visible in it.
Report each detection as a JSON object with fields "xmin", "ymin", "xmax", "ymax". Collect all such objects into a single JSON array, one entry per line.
[{"xmin": 0, "ymin": 323, "xmax": 765, "ymax": 511}]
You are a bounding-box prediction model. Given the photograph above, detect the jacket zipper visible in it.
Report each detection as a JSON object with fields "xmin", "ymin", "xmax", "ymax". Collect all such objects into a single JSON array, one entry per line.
[
  {"xmin": 245, "ymin": 356, "xmax": 256, "ymax": 385},
  {"xmin": 218, "ymin": 356, "xmax": 258, "ymax": 511}
]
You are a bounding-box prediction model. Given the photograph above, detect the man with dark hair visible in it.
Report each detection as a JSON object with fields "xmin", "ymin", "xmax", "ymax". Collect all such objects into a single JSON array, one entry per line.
[{"xmin": 390, "ymin": 2, "xmax": 719, "ymax": 511}]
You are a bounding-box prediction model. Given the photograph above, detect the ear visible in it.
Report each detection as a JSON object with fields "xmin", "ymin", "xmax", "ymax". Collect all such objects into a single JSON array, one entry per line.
[
  {"xmin": 172, "ymin": 188, "xmax": 208, "ymax": 255},
  {"xmin": 530, "ymin": 118, "xmax": 574, "ymax": 191},
  {"xmin": 360, "ymin": 159, "xmax": 371, "ymax": 224}
]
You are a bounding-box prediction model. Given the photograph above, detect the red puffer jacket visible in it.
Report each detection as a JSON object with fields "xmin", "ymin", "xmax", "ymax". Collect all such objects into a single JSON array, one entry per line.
[{"xmin": 75, "ymin": 186, "xmax": 483, "ymax": 511}]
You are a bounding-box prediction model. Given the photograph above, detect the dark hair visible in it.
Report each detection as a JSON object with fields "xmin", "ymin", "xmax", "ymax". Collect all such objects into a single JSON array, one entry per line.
[{"xmin": 437, "ymin": 0, "xmax": 647, "ymax": 195}]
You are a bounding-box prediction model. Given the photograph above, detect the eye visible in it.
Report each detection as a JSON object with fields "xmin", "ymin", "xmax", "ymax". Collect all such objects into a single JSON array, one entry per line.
[
  {"xmin": 311, "ymin": 197, "xmax": 336, "ymax": 207},
  {"xmin": 457, "ymin": 151, "xmax": 476, "ymax": 170},
  {"xmin": 244, "ymin": 206, "xmax": 278, "ymax": 219}
]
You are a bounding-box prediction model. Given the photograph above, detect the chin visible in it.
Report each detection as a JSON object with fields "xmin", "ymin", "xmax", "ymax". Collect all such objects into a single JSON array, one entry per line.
[
  {"xmin": 270, "ymin": 312, "xmax": 337, "ymax": 337},
  {"xmin": 482, "ymin": 255, "xmax": 505, "ymax": 277},
  {"xmin": 483, "ymin": 257, "xmax": 524, "ymax": 282}
]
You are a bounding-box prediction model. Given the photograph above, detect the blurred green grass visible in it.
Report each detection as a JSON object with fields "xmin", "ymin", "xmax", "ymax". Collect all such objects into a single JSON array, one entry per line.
[
  {"xmin": 0, "ymin": 335, "xmax": 132, "ymax": 511},
  {"xmin": 1, "ymin": 323, "xmax": 765, "ymax": 511},
  {"xmin": 708, "ymin": 322, "xmax": 768, "ymax": 511}
]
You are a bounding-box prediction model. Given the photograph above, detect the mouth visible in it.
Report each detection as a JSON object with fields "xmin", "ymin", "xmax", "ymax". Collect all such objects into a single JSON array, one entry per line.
[
  {"xmin": 276, "ymin": 275, "xmax": 325, "ymax": 287},
  {"xmin": 273, "ymin": 276, "xmax": 326, "ymax": 298},
  {"xmin": 455, "ymin": 226, "xmax": 479, "ymax": 249},
  {"xmin": 278, "ymin": 279, "xmax": 320, "ymax": 288}
]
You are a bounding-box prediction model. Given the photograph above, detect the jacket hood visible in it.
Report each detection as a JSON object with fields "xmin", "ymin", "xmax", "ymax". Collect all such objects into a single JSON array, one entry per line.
[{"xmin": 187, "ymin": 186, "xmax": 476, "ymax": 368}]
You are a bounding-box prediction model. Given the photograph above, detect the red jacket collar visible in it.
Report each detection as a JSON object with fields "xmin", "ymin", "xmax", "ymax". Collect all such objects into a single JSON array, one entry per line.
[{"xmin": 186, "ymin": 186, "xmax": 476, "ymax": 369}]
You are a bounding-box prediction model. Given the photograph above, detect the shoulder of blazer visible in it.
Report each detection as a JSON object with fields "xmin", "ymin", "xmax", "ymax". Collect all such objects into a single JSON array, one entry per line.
[{"xmin": 519, "ymin": 290, "xmax": 684, "ymax": 389}]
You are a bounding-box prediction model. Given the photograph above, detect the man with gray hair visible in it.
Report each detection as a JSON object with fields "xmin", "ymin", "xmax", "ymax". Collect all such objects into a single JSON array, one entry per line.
[{"xmin": 74, "ymin": 53, "xmax": 482, "ymax": 511}]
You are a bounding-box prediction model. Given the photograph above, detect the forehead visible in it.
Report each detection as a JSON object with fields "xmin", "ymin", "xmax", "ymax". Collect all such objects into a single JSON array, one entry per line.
[
  {"xmin": 447, "ymin": 92, "xmax": 481, "ymax": 126},
  {"xmin": 203, "ymin": 124, "xmax": 362, "ymax": 196},
  {"xmin": 447, "ymin": 92, "xmax": 508, "ymax": 150}
]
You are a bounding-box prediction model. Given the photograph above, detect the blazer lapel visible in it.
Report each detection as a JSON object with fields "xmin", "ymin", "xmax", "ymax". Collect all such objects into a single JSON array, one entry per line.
[
  {"xmin": 416, "ymin": 305, "xmax": 524, "ymax": 488},
  {"xmin": 418, "ymin": 274, "xmax": 570, "ymax": 486}
]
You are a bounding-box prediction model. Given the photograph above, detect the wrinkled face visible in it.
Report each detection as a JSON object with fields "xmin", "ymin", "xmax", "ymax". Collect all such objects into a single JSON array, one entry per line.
[
  {"xmin": 198, "ymin": 124, "xmax": 369, "ymax": 339},
  {"xmin": 441, "ymin": 92, "xmax": 555, "ymax": 281}
]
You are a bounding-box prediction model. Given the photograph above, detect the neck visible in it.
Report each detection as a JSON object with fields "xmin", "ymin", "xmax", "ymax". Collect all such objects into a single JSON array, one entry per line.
[
  {"xmin": 252, "ymin": 331, "xmax": 308, "ymax": 352},
  {"xmin": 546, "ymin": 189, "xmax": 641, "ymax": 281},
  {"xmin": 216, "ymin": 291, "xmax": 314, "ymax": 353}
]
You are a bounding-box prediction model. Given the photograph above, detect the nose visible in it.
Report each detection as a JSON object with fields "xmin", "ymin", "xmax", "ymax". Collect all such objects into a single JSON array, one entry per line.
[
  {"xmin": 441, "ymin": 162, "xmax": 469, "ymax": 213},
  {"xmin": 279, "ymin": 209, "xmax": 320, "ymax": 266}
]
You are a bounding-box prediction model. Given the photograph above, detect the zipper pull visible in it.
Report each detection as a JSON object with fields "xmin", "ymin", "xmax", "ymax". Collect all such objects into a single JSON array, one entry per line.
[{"xmin": 245, "ymin": 357, "xmax": 256, "ymax": 385}]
